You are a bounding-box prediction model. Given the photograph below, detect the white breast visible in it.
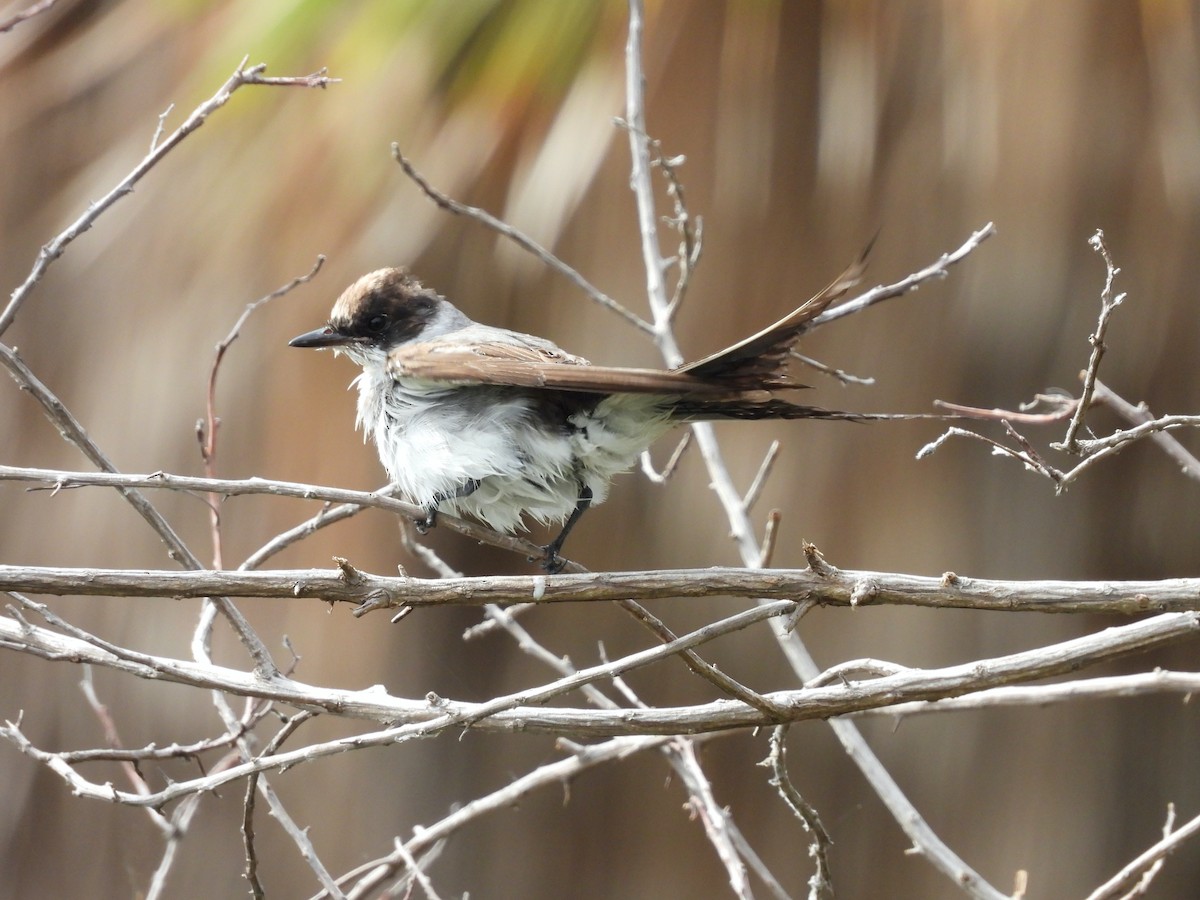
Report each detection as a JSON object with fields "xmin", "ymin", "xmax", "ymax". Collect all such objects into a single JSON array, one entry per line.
[{"xmin": 351, "ymin": 362, "xmax": 675, "ymax": 534}]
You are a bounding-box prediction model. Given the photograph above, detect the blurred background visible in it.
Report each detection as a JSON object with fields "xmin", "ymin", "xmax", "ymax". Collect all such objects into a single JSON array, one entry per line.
[{"xmin": 3, "ymin": 0, "xmax": 1200, "ymax": 896}]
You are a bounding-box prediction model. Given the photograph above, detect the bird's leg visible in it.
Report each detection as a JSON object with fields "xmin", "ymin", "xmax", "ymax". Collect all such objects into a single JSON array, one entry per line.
[
  {"xmin": 416, "ymin": 478, "xmax": 481, "ymax": 534},
  {"xmin": 537, "ymin": 485, "xmax": 593, "ymax": 574}
]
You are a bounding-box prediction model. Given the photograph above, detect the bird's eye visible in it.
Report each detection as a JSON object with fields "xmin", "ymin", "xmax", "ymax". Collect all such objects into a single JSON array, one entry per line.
[{"xmin": 367, "ymin": 315, "xmax": 387, "ymax": 332}]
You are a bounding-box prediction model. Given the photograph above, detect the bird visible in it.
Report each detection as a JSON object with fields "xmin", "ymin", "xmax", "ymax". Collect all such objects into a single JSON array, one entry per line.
[{"xmin": 289, "ymin": 264, "xmax": 867, "ymax": 572}]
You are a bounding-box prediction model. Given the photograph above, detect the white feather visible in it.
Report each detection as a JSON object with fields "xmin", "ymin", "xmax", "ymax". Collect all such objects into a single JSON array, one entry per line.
[{"xmin": 348, "ymin": 361, "xmax": 673, "ymax": 533}]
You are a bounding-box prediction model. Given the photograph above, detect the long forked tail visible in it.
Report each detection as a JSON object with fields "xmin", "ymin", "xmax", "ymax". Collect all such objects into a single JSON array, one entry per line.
[
  {"xmin": 670, "ymin": 396, "xmax": 950, "ymax": 422},
  {"xmin": 677, "ymin": 242, "xmax": 872, "ymax": 391},
  {"xmin": 669, "ymin": 396, "xmax": 865, "ymax": 421}
]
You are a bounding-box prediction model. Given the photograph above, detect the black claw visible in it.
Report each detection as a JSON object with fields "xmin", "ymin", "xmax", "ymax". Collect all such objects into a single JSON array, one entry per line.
[
  {"xmin": 416, "ymin": 479, "xmax": 481, "ymax": 536},
  {"xmin": 536, "ymin": 547, "xmax": 568, "ymax": 574},
  {"xmin": 535, "ymin": 484, "xmax": 592, "ymax": 573},
  {"xmin": 414, "ymin": 507, "xmax": 438, "ymax": 534}
]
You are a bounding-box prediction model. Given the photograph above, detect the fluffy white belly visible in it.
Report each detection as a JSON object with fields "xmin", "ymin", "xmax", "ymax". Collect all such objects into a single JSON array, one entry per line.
[{"xmin": 354, "ymin": 369, "xmax": 673, "ymax": 533}]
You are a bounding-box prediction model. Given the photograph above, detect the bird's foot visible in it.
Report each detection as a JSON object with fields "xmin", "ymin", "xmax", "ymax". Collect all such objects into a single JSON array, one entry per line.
[
  {"xmin": 415, "ymin": 479, "xmax": 480, "ymax": 534},
  {"xmin": 532, "ymin": 543, "xmax": 570, "ymax": 574},
  {"xmin": 414, "ymin": 507, "xmax": 438, "ymax": 534}
]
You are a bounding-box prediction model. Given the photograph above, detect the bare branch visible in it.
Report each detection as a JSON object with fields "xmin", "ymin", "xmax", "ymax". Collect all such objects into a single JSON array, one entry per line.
[
  {"xmin": 0, "ymin": 355, "xmax": 279, "ymax": 675},
  {"xmin": 391, "ymin": 145, "xmax": 652, "ymax": 335},
  {"xmin": 0, "ymin": 60, "xmax": 338, "ymax": 337},
  {"xmin": 326, "ymin": 733, "xmax": 689, "ymax": 900},
  {"xmin": 202, "ymin": 256, "xmax": 327, "ymax": 569},
  {"xmin": 7, "ymin": 561, "xmax": 1200, "ymax": 616},
  {"xmin": 639, "ymin": 431, "xmax": 692, "ymax": 484},
  {"xmin": 843, "ymin": 670, "xmax": 1200, "ymax": 718},
  {"xmin": 0, "ymin": 0, "xmax": 58, "ymax": 34},
  {"xmin": 671, "ymin": 738, "xmax": 752, "ymax": 899},
  {"xmin": 1086, "ymin": 804, "xmax": 1200, "ymax": 900},
  {"xmin": 243, "ymin": 712, "xmax": 322, "ymax": 900},
  {"xmin": 1091, "ymin": 379, "xmax": 1200, "ymax": 482},
  {"xmin": 808, "ymin": 222, "xmax": 997, "ymax": 330},
  {"xmin": 741, "ymin": 440, "xmax": 781, "ymax": 512},
  {"xmin": 767, "ymin": 726, "xmax": 834, "ymax": 900},
  {"xmin": 1059, "ymin": 229, "xmax": 1125, "ymax": 452},
  {"xmin": 790, "ymin": 349, "xmax": 877, "ymax": 386},
  {"xmin": 622, "ymin": 8, "xmax": 1004, "ymax": 890},
  {"xmin": 0, "ymin": 464, "xmax": 574, "ymax": 571},
  {"xmin": 5, "ymin": 608, "xmax": 1195, "ymax": 801}
]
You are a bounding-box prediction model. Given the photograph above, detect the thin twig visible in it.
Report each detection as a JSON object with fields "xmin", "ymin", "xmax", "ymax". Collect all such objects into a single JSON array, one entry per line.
[
  {"xmin": 328, "ymin": 733, "xmax": 692, "ymax": 900},
  {"xmin": 767, "ymin": 726, "xmax": 834, "ymax": 900},
  {"xmin": 1091, "ymin": 380, "xmax": 1200, "ymax": 482},
  {"xmin": 1059, "ymin": 229, "xmax": 1125, "ymax": 453},
  {"xmin": 0, "ymin": 463, "xmax": 577, "ymax": 571},
  {"xmin": 386, "ymin": 838, "xmax": 446, "ymax": 900},
  {"xmin": 613, "ymin": 597, "xmax": 793, "ymax": 719},
  {"xmin": 790, "ymin": 350, "xmax": 876, "ymax": 386},
  {"xmin": 240, "ymin": 502, "xmax": 366, "ymax": 572},
  {"xmin": 673, "ymin": 737, "xmax": 753, "ymax": 899},
  {"xmin": 202, "ymin": 256, "xmax": 326, "ymax": 569},
  {"xmin": 243, "ymin": 712, "xmax": 318, "ymax": 900},
  {"xmin": 0, "ymin": 351, "xmax": 279, "ymax": 676},
  {"xmin": 742, "ymin": 441, "xmax": 781, "ymax": 512},
  {"xmin": 639, "ymin": 431, "xmax": 692, "ymax": 484},
  {"xmin": 1085, "ymin": 804, "xmax": 1200, "ymax": 900},
  {"xmin": 933, "ymin": 395, "xmax": 1077, "ymax": 425},
  {"xmin": 808, "ymin": 223, "xmax": 996, "ymax": 331},
  {"xmin": 0, "ymin": 0, "xmax": 58, "ymax": 34},
  {"xmin": 391, "ymin": 144, "xmax": 652, "ymax": 334},
  {"xmin": 78, "ymin": 667, "xmax": 176, "ymax": 837},
  {"xmin": 0, "ymin": 60, "xmax": 337, "ymax": 338}
]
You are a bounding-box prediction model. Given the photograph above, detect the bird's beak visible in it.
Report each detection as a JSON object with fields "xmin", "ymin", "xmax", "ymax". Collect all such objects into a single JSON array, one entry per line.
[{"xmin": 289, "ymin": 325, "xmax": 351, "ymax": 349}]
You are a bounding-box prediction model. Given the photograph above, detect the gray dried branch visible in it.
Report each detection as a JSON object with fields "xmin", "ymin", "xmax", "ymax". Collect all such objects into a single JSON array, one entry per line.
[
  {"xmin": 1059, "ymin": 229, "xmax": 1125, "ymax": 452},
  {"xmin": 0, "ymin": 0, "xmax": 58, "ymax": 34},
  {"xmin": 1085, "ymin": 804, "xmax": 1200, "ymax": 900},
  {"xmin": 0, "ymin": 354, "xmax": 279, "ymax": 675},
  {"xmin": 4, "ymin": 607, "xmax": 1195, "ymax": 797},
  {"xmin": 325, "ymin": 733, "xmax": 688, "ymax": 900},
  {"xmin": 203, "ymin": 256, "xmax": 327, "ymax": 569},
  {"xmin": 6, "ymin": 561, "xmax": 1198, "ymax": 616},
  {"xmin": 808, "ymin": 222, "xmax": 996, "ymax": 331},
  {"xmin": 1090, "ymin": 379, "xmax": 1200, "ymax": 482},
  {"xmin": 767, "ymin": 726, "xmax": 834, "ymax": 900},
  {"xmin": 391, "ymin": 144, "xmax": 652, "ymax": 335},
  {"xmin": 0, "ymin": 59, "xmax": 338, "ymax": 338},
  {"xmin": 0, "ymin": 464, "xmax": 582, "ymax": 571},
  {"xmin": 622, "ymin": 4, "xmax": 1003, "ymax": 893}
]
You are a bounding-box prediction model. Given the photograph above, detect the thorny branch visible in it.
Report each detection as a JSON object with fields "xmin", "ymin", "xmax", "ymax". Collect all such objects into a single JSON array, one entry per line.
[
  {"xmin": 920, "ymin": 229, "xmax": 1200, "ymax": 500},
  {"xmin": 4, "ymin": 603, "xmax": 1197, "ymax": 803},
  {"xmin": 5, "ymin": 560, "xmax": 1200, "ymax": 616},
  {"xmin": 0, "ymin": 59, "xmax": 337, "ymax": 338},
  {"xmin": 766, "ymin": 726, "xmax": 834, "ymax": 900},
  {"xmin": 4, "ymin": 6, "xmax": 1200, "ymax": 899},
  {"xmin": 623, "ymin": 1, "xmax": 1005, "ymax": 896},
  {"xmin": 201, "ymin": 256, "xmax": 327, "ymax": 569},
  {"xmin": 0, "ymin": 57, "xmax": 340, "ymax": 896}
]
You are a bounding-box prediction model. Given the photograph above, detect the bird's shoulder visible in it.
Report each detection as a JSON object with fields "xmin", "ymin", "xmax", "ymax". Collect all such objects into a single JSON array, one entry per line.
[{"xmin": 386, "ymin": 324, "xmax": 591, "ymax": 386}]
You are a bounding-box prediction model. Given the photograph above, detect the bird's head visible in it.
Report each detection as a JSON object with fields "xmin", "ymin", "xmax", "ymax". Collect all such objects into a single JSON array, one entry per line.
[{"xmin": 289, "ymin": 268, "xmax": 450, "ymax": 365}]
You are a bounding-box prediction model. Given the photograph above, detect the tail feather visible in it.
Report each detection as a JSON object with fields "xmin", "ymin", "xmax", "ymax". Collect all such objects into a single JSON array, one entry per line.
[
  {"xmin": 669, "ymin": 397, "xmax": 865, "ymax": 421},
  {"xmin": 670, "ymin": 397, "xmax": 943, "ymax": 422},
  {"xmin": 678, "ymin": 242, "xmax": 872, "ymax": 390}
]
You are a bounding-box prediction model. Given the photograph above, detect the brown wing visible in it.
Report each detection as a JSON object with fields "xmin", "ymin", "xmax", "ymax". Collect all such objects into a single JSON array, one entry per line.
[
  {"xmin": 388, "ymin": 247, "xmax": 869, "ymax": 395},
  {"xmin": 388, "ymin": 340, "xmax": 732, "ymax": 395},
  {"xmin": 678, "ymin": 249, "xmax": 870, "ymax": 387}
]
